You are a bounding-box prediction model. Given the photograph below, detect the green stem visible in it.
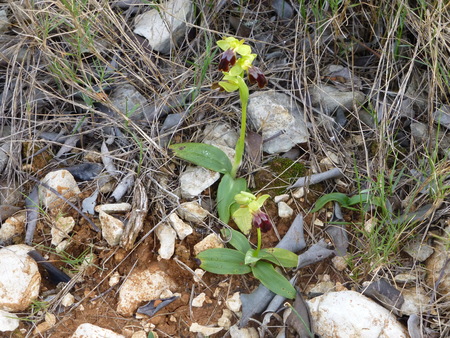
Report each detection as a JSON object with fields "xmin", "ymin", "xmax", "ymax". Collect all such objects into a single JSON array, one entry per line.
[
  {"xmin": 231, "ymin": 77, "xmax": 249, "ymax": 179},
  {"xmin": 255, "ymin": 227, "xmax": 262, "ymax": 256}
]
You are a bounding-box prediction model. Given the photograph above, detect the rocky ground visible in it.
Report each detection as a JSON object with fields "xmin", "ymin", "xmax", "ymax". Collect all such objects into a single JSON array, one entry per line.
[{"xmin": 0, "ymin": 0, "xmax": 449, "ymax": 337}]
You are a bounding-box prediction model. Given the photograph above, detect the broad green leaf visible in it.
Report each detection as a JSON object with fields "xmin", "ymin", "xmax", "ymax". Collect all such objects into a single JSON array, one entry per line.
[
  {"xmin": 251, "ymin": 261, "xmax": 296, "ymax": 299},
  {"xmin": 311, "ymin": 192, "xmax": 350, "ymax": 212},
  {"xmin": 221, "ymin": 228, "xmax": 251, "ymax": 253},
  {"xmin": 348, "ymin": 193, "xmax": 370, "ymax": 206},
  {"xmin": 232, "ymin": 207, "xmax": 253, "ymax": 235},
  {"xmin": 217, "ymin": 174, "xmax": 247, "ymax": 223},
  {"xmin": 244, "ymin": 249, "xmax": 260, "ymax": 265},
  {"xmin": 169, "ymin": 143, "xmax": 232, "ymax": 174},
  {"xmin": 197, "ymin": 248, "xmax": 251, "ymax": 275},
  {"xmin": 258, "ymin": 248, "xmax": 298, "ymax": 268}
]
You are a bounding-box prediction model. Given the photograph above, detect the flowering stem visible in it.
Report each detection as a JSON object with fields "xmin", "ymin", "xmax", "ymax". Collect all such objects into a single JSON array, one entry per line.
[
  {"xmin": 255, "ymin": 227, "xmax": 262, "ymax": 256},
  {"xmin": 231, "ymin": 77, "xmax": 249, "ymax": 179}
]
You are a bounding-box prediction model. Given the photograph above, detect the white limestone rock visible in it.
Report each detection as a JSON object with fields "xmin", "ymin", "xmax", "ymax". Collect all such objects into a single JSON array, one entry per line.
[
  {"xmin": 278, "ymin": 201, "xmax": 293, "ymax": 218},
  {"xmin": 306, "ymin": 291, "xmax": 408, "ymax": 337},
  {"xmin": 247, "ymin": 90, "xmax": 309, "ymax": 154},
  {"xmin": 155, "ymin": 223, "xmax": 177, "ymax": 259},
  {"xmin": 192, "ymin": 292, "xmax": 206, "ymax": 307},
  {"xmin": 71, "ymin": 323, "xmax": 125, "ymax": 338},
  {"xmin": 193, "ymin": 233, "xmax": 224, "ymax": 255},
  {"xmin": 168, "ymin": 212, "xmax": 193, "ymax": 240},
  {"xmin": 134, "ymin": 0, "xmax": 192, "ymax": 54},
  {"xmin": 189, "ymin": 323, "xmax": 223, "ymax": 335},
  {"xmin": 0, "ymin": 210, "xmax": 26, "ymax": 246},
  {"xmin": 426, "ymin": 242, "xmax": 450, "ymax": 298},
  {"xmin": 117, "ymin": 267, "xmax": 177, "ymax": 317},
  {"xmin": 38, "ymin": 170, "xmax": 81, "ymax": 211},
  {"xmin": 177, "ymin": 201, "xmax": 209, "ymax": 224},
  {"xmin": 51, "ymin": 216, "xmax": 75, "ymax": 246},
  {"xmin": 0, "ymin": 310, "xmax": 19, "ymax": 332},
  {"xmin": 229, "ymin": 324, "xmax": 259, "ymax": 338},
  {"xmin": 180, "ymin": 166, "xmax": 220, "ymax": 199},
  {"xmin": 226, "ymin": 292, "xmax": 242, "ymax": 313},
  {"xmin": 98, "ymin": 210, "xmax": 124, "ymax": 246},
  {"xmin": 0, "ymin": 244, "xmax": 40, "ymax": 312},
  {"xmin": 95, "ymin": 203, "xmax": 132, "ymax": 214}
]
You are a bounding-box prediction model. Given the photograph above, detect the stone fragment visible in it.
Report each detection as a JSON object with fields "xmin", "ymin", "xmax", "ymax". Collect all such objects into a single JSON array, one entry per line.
[
  {"xmin": 226, "ymin": 292, "xmax": 242, "ymax": 313},
  {"xmin": 247, "ymin": 90, "xmax": 309, "ymax": 154},
  {"xmin": 108, "ymin": 84, "xmax": 153, "ymax": 122},
  {"xmin": 51, "ymin": 216, "xmax": 75, "ymax": 246},
  {"xmin": 0, "ymin": 210, "xmax": 26, "ymax": 246},
  {"xmin": 39, "ymin": 170, "xmax": 81, "ymax": 211},
  {"xmin": 274, "ymin": 194, "xmax": 289, "ymax": 203},
  {"xmin": 168, "ymin": 212, "xmax": 193, "ymax": 240},
  {"xmin": 95, "ymin": 203, "xmax": 132, "ymax": 214},
  {"xmin": 192, "ymin": 293, "xmax": 206, "ymax": 307},
  {"xmin": 61, "ymin": 293, "xmax": 75, "ymax": 307},
  {"xmin": 425, "ymin": 242, "xmax": 450, "ymax": 298},
  {"xmin": 0, "ymin": 10, "xmax": 9, "ymax": 33},
  {"xmin": 0, "ymin": 310, "xmax": 19, "ymax": 332},
  {"xmin": 177, "ymin": 201, "xmax": 209, "ymax": 224},
  {"xmin": 0, "ymin": 244, "xmax": 40, "ymax": 312},
  {"xmin": 278, "ymin": 201, "xmax": 293, "ymax": 218},
  {"xmin": 292, "ymin": 187, "xmax": 305, "ymax": 199},
  {"xmin": 400, "ymin": 287, "xmax": 429, "ymax": 316},
  {"xmin": 189, "ymin": 323, "xmax": 223, "ymax": 335},
  {"xmin": 229, "ymin": 324, "xmax": 259, "ymax": 338},
  {"xmin": 109, "ymin": 271, "xmax": 121, "ymax": 287},
  {"xmin": 193, "ymin": 233, "xmax": 224, "ymax": 255},
  {"xmin": 180, "ymin": 166, "xmax": 220, "ymax": 199},
  {"xmin": 331, "ymin": 256, "xmax": 347, "ymax": 271},
  {"xmin": 193, "ymin": 268, "xmax": 206, "ymax": 283},
  {"xmin": 307, "ymin": 291, "xmax": 408, "ymax": 337},
  {"xmin": 134, "ymin": 0, "xmax": 192, "ymax": 54},
  {"xmin": 217, "ymin": 308, "xmax": 233, "ymax": 330},
  {"xmin": 71, "ymin": 323, "xmax": 125, "ymax": 338},
  {"xmin": 309, "ymin": 84, "xmax": 365, "ymax": 114},
  {"xmin": 98, "ymin": 210, "xmax": 124, "ymax": 246},
  {"xmin": 155, "ymin": 223, "xmax": 177, "ymax": 259},
  {"xmin": 117, "ymin": 267, "xmax": 177, "ymax": 317},
  {"xmin": 203, "ymin": 123, "xmax": 238, "ymax": 149},
  {"xmin": 403, "ymin": 240, "xmax": 434, "ymax": 262},
  {"xmin": 394, "ymin": 273, "xmax": 417, "ymax": 284}
]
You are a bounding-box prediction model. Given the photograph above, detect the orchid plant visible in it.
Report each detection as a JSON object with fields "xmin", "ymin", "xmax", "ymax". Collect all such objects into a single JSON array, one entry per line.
[
  {"xmin": 170, "ymin": 38, "xmax": 296, "ymax": 298},
  {"xmin": 169, "ymin": 37, "xmax": 267, "ymax": 227}
]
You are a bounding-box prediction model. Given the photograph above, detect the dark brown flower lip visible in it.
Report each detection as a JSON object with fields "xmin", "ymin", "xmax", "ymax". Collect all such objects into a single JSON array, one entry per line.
[
  {"xmin": 248, "ymin": 66, "xmax": 268, "ymax": 88},
  {"xmin": 252, "ymin": 211, "xmax": 272, "ymax": 232},
  {"xmin": 218, "ymin": 49, "xmax": 236, "ymax": 72}
]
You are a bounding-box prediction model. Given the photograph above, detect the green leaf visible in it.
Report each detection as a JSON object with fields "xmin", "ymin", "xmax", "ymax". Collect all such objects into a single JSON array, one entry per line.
[
  {"xmin": 258, "ymin": 248, "xmax": 298, "ymax": 268},
  {"xmin": 251, "ymin": 261, "xmax": 296, "ymax": 299},
  {"xmin": 348, "ymin": 193, "xmax": 370, "ymax": 206},
  {"xmin": 219, "ymin": 80, "xmax": 239, "ymax": 92},
  {"xmin": 232, "ymin": 206, "xmax": 253, "ymax": 235},
  {"xmin": 217, "ymin": 174, "xmax": 247, "ymax": 223},
  {"xmin": 221, "ymin": 228, "xmax": 251, "ymax": 253},
  {"xmin": 169, "ymin": 143, "xmax": 232, "ymax": 174},
  {"xmin": 311, "ymin": 192, "xmax": 350, "ymax": 212},
  {"xmin": 197, "ymin": 248, "xmax": 251, "ymax": 275},
  {"xmin": 244, "ymin": 249, "xmax": 260, "ymax": 265}
]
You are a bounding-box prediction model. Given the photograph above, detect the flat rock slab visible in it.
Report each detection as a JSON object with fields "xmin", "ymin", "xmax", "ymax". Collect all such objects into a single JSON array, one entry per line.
[
  {"xmin": 247, "ymin": 90, "xmax": 309, "ymax": 154},
  {"xmin": 71, "ymin": 323, "xmax": 125, "ymax": 338}
]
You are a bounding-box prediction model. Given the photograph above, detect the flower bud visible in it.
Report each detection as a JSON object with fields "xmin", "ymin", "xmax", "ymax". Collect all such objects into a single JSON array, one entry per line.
[
  {"xmin": 248, "ymin": 66, "xmax": 268, "ymax": 88},
  {"xmin": 234, "ymin": 191, "xmax": 256, "ymax": 205},
  {"xmin": 218, "ymin": 49, "xmax": 236, "ymax": 72},
  {"xmin": 252, "ymin": 211, "xmax": 272, "ymax": 232}
]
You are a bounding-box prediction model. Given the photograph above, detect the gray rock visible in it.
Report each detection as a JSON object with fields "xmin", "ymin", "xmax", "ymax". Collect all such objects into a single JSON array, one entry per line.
[
  {"xmin": 309, "ymin": 84, "xmax": 365, "ymax": 114},
  {"xmin": 433, "ymin": 105, "xmax": 450, "ymax": 129},
  {"xmin": 0, "ymin": 10, "xmax": 9, "ymax": 33},
  {"xmin": 247, "ymin": 90, "xmax": 309, "ymax": 154},
  {"xmin": 403, "ymin": 240, "xmax": 434, "ymax": 262},
  {"xmin": 177, "ymin": 201, "xmax": 209, "ymax": 224},
  {"xmin": 179, "ymin": 166, "xmax": 220, "ymax": 199},
  {"xmin": 109, "ymin": 84, "xmax": 153, "ymax": 121},
  {"xmin": 133, "ymin": 0, "xmax": 192, "ymax": 54},
  {"xmin": 271, "ymin": 0, "xmax": 293, "ymax": 19},
  {"xmin": 0, "ymin": 143, "xmax": 10, "ymax": 175}
]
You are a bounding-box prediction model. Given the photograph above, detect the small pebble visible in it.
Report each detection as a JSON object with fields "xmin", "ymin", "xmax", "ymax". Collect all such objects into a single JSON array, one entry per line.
[
  {"xmin": 226, "ymin": 292, "xmax": 241, "ymax": 313},
  {"xmin": 192, "ymin": 293, "xmax": 206, "ymax": 307},
  {"xmin": 274, "ymin": 194, "xmax": 289, "ymax": 203},
  {"xmin": 278, "ymin": 201, "xmax": 293, "ymax": 218}
]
